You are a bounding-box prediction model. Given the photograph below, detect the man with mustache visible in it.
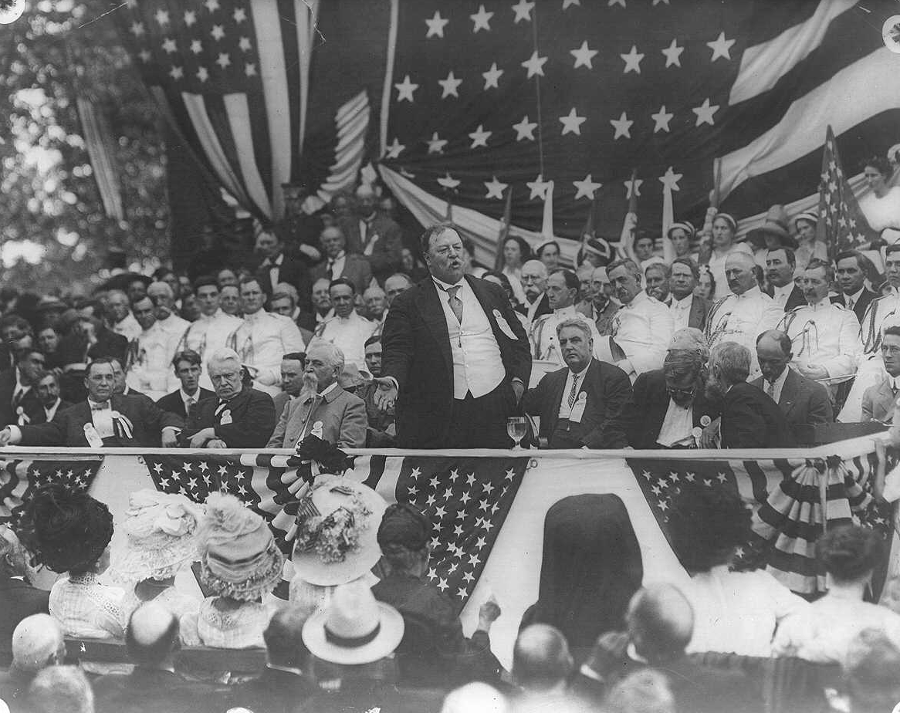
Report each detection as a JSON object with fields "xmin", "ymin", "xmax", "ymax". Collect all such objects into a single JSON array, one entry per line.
[
  {"xmin": 530, "ymin": 269, "xmax": 605, "ymax": 367},
  {"xmin": 267, "ymin": 341, "xmax": 366, "ymax": 448},
  {"xmin": 607, "ymin": 258, "xmax": 674, "ymax": 382}
]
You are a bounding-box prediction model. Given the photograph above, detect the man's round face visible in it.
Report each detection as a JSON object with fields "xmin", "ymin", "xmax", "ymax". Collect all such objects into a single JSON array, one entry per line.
[
  {"xmin": 886, "ymin": 252, "xmax": 900, "ymax": 289},
  {"xmin": 320, "ymin": 229, "xmax": 345, "ymax": 258},
  {"xmin": 645, "ymin": 267, "xmax": 669, "ymax": 301},
  {"xmin": 664, "ymin": 368, "xmax": 698, "ymax": 408},
  {"xmin": 558, "ymin": 326, "xmax": 592, "ymax": 371},
  {"xmin": 219, "ymin": 286, "xmax": 241, "ymax": 315},
  {"xmin": 364, "ymin": 291, "xmax": 386, "ymax": 317},
  {"xmin": 128, "ymin": 280, "xmax": 147, "ymax": 303},
  {"xmin": 802, "ymin": 266, "xmax": 830, "ymax": 304},
  {"xmin": 835, "ymin": 257, "xmax": 865, "ymax": 295},
  {"xmin": 330, "ymin": 284, "xmax": 355, "ymax": 319},
  {"xmin": 520, "ymin": 264, "xmax": 548, "ymax": 301},
  {"xmin": 882, "ymin": 335, "xmax": 900, "ymax": 376},
  {"xmin": 148, "ymin": 289, "xmax": 174, "ymax": 320},
  {"xmin": 196, "ymin": 285, "xmax": 220, "ymax": 316},
  {"xmin": 161, "ymin": 273, "xmax": 180, "ymax": 299},
  {"xmin": 270, "ymin": 297, "xmax": 294, "ymax": 317},
  {"xmin": 174, "ymin": 358, "xmax": 201, "ymax": 393},
  {"xmin": 257, "ymin": 232, "xmax": 281, "ymax": 260},
  {"xmin": 423, "ymin": 228, "xmax": 465, "ymax": 284},
  {"xmin": 107, "ymin": 293, "xmax": 129, "ymax": 322},
  {"xmin": 240, "ymin": 280, "xmax": 266, "ymax": 315},
  {"xmin": 36, "ymin": 374, "xmax": 59, "ymax": 406},
  {"xmin": 725, "ymin": 256, "xmax": 755, "ymax": 295},
  {"xmin": 208, "ymin": 360, "xmax": 243, "ymax": 400},
  {"xmin": 85, "ymin": 363, "xmax": 115, "ymax": 402},
  {"xmin": 179, "ymin": 276, "xmax": 193, "ymax": 298},
  {"xmin": 217, "ymin": 269, "xmax": 238, "ymax": 287},
  {"xmin": 312, "ymin": 280, "xmax": 332, "ymax": 311},
  {"xmin": 364, "ymin": 342, "xmax": 382, "ymax": 377},
  {"xmin": 280, "ymin": 358, "xmax": 305, "ymax": 396},
  {"xmin": 332, "ymin": 195, "xmax": 352, "ymax": 217},
  {"xmin": 546, "ymin": 272, "xmax": 576, "ymax": 310},
  {"xmin": 19, "ymin": 351, "xmax": 45, "ymax": 383},
  {"xmin": 609, "ymin": 265, "xmax": 641, "ymax": 305},
  {"xmin": 765, "ymin": 250, "xmax": 793, "ymax": 288},
  {"xmin": 356, "ymin": 190, "xmax": 376, "ymax": 216},
  {"xmin": 132, "ymin": 297, "xmax": 156, "ymax": 331},
  {"xmin": 590, "ymin": 271, "xmax": 611, "ymax": 303},
  {"xmin": 305, "ymin": 347, "xmax": 337, "ymax": 390},
  {"xmin": 37, "ymin": 328, "xmax": 58, "ymax": 353},
  {"xmin": 756, "ymin": 336, "xmax": 790, "ymax": 383},
  {"xmin": 385, "ymin": 276, "xmax": 411, "ymax": 306},
  {"xmin": 669, "ymin": 263, "xmax": 696, "ymax": 299}
]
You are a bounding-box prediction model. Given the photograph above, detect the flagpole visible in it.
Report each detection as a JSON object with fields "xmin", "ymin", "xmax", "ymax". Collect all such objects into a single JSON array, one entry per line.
[
  {"xmin": 617, "ymin": 169, "xmax": 638, "ymax": 262},
  {"xmin": 494, "ymin": 187, "xmax": 512, "ymax": 271}
]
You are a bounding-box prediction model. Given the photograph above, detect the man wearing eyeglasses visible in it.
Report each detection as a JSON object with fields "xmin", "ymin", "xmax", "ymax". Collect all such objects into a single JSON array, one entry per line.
[{"xmin": 862, "ymin": 326, "xmax": 900, "ymax": 423}]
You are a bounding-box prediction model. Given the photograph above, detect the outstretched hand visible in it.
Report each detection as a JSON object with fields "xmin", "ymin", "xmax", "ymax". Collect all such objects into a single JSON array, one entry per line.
[{"xmin": 372, "ymin": 378, "xmax": 398, "ymax": 412}]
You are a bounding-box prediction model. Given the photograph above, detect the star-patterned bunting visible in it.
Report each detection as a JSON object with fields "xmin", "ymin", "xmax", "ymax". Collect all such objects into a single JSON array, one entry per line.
[{"xmin": 0, "ymin": 458, "xmax": 104, "ymax": 526}]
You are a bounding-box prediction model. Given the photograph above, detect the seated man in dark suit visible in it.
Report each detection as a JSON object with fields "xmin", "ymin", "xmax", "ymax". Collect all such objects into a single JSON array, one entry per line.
[
  {"xmin": 180, "ymin": 348, "xmax": 276, "ymax": 448},
  {"xmin": 863, "ymin": 326, "xmax": 900, "ymax": 423},
  {"xmin": 311, "ymin": 225, "xmax": 375, "ymax": 296},
  {"xmin": 0, "ymin": 357, "xmax": 182, "ymax": 448},
  {"xmin": 156, "ymin": 349, "xmax": 215, "ymax": 420},
  {"xmin": 614, "ymin": 329, "xmax": 719, "ymax": 449},
  {"xmin": 32, "ymin": 371, "xmax": 73, "ymax": 424},
  {"xmin": 706, "ymin": 341, "xmax": 795, "ymax": 448},
  {"xmin": 267, "ymin": 342, "xmax": 366, "ymax": 449},
  {"xmin": 751, "ymin": 330, "xmax": 833, "ymax": 430},
  {"xmin": 0, "ymin": 529, "xmax": 50, "ymax": 669},
  {"xmin": 522, "ymin": 319, "xmax": 631, "ymax": 449},
  {"xmin": 93, "ymin": 602, "xmax": 226, "ymax": 713},
  {"xmin": 0, "ymin": 347, "xmax": 44, "ymax": 427},
  {"xmin": 832, "ymin": 249, "xmax": 877, "ymax": 324},
  {"xmin": 572, "ymin": 584, "xmax": 757, "ymax": 713},
  {"xmin": 227, "ymin": 608, "xmax": 315, "ymax": 713}
]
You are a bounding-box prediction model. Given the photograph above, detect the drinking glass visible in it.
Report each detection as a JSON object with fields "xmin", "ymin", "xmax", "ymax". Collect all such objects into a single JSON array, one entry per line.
[{"xmin": 507, "ymin": 416, "xmax": 527, "ymax": 449}]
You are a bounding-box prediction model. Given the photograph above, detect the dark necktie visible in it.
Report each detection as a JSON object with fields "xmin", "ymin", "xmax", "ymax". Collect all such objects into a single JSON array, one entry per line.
[
  {"xmin": 568, "ymin": 374, "xmax": 580, "ymax": 409},
  {"xmin": 185, "ymin": 396, "xmax": 196, "ymax": 417},
  {"xmin": 446, "ymin": 286, "xmax": 463, "ymax": 323}
]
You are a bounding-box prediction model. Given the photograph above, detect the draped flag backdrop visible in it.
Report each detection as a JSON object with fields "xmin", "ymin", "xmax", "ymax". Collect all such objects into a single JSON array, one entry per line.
[
  {"xmin": 0, "ymin": 440, "xmax": 895, "ymax": 662},
  {"xmin": 114, "ymin": 1, "xmax": 900, "ymax": 255}
]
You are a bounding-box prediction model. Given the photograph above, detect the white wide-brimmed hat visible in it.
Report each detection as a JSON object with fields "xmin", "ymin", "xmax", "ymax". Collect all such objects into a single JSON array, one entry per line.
[
  {"xmin": 302, "ymin": 580, "xmax": 404, "ymax": 665},
  {"xmin": 291, "ymin": 476, "xmax": 387, "ymax": 587}
]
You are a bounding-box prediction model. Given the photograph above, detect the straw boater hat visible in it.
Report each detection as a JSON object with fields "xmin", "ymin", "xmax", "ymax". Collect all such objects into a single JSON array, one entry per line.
[
  {"xmin": 302, "ymin": 580, "xmax": 404, "ymax": 665},
  {"xmin": 197, "ymin": 492, "xmax": 283, "ymax": 602},
  {"xmin": 111, "ymin": 490, "xmax": 204, "ymax": 583},
  {"xmin": 21, "ymin": 485, "xmax": 113, "ymax": 574},
  {"xmin": 666, "ymin": 221, "xmax": 696, "ymax": 241},
  {"xmin": 580, "ymin": 236, "xmax": 614, "ymax": 266},
  {"xmin": 291, "ymin": 476, "xmax": 387, "ymax": 587},
  {"xmin": 792, "ymin": 211, "xmax": 818, "ymax": 231}
]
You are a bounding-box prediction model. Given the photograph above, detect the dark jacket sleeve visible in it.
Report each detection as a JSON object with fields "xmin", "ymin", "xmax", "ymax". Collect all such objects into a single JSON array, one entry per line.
[
  {"xmin": 725, "ymin": 394, "xmax": 769, "ymax": 448},
  {"xmin": 497, "ymin": 288, "xmax": 532, "ymax": 387},
  {"xmin": 381, "ymin": 292, "xmax": 416, "ymax": 393},
  {"xmin": 611, "ymin": 372, "xmax": 650, "ymax": 448},
  {"xmin": 139, "ymin": 399, "xmax": 184, "ymax": 439},
  {"xmin": 214, "ymin": 391, "xmax": 276, "ymax": 448},
  {"xmin": 368, "ymin": 221, "xmax": 404, "ymax": 275},
  {"xmin": 806, "ymin": 383, "xmax": 834, "ymax": 425},
  {"xmin": 583, "ymin": 365, "xmax": 632, "ymax": 449},
  {"xmin": 18, "ymin": 410, "xmax": 68, "ymax": 446}
]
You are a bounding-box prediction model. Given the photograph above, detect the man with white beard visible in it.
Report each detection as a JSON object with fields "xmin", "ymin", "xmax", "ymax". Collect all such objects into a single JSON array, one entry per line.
[{"xmin": 266, "ymin": 341, "xmax": 366, "ymax": 448}]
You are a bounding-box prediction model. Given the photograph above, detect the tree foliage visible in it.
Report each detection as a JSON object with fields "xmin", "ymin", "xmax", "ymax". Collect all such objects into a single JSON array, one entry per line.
[{"xmin": 0, "ymin": 0, "xmax": 170, "ymax": 292}]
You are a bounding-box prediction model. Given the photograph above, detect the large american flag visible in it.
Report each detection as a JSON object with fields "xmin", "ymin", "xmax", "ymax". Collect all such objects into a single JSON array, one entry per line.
[{"xmin": 0, "ymin": 457, "xmax": 104, "ymax": 525}]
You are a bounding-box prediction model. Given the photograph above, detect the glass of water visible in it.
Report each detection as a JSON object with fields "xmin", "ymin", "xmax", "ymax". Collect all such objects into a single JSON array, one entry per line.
[{"xmin": 506, "ymin": 416, "xmax": 527, "ymax": 449}]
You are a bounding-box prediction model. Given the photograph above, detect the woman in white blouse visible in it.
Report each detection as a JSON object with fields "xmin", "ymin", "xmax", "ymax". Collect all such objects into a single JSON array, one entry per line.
[
  {"xmin": 859, "ymin": 156, "xmax": 900, "ymax": 245},
  {"xmin": 703, "ymin": 213, "xmax": 752, "ymax": 301}
]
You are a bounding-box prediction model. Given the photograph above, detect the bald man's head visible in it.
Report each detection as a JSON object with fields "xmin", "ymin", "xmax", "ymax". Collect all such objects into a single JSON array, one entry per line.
[
  {"xmin": 512, "ymin": 624, "xmax": 574, "ymax": 693},
  {"xmin": 12, "ymin": 614, "xmax": 65, "ymax": 673},
  {"xmin": 126, "ymin": 602, "xmax": 179, "ymax": 667},
  {"xmin": 625, "ymin": 584, "xmax": 694, "ymax": 662},
  {"xmin": 724, "ymin": 252, "xmax": 757, "ymax": 296}
]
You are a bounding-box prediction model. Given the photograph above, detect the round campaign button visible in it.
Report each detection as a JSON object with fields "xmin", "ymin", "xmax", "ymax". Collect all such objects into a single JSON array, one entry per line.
[
  {"xmin": 883, "ymin": 15, "xmax": 900, "ymax": 54},
  {"xmin": 0, "ymin": 0, "xmax": 25, "ymax": 25}
]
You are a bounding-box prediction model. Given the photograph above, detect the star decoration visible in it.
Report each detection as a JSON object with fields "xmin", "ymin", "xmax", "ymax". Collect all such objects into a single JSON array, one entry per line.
[
  {"xmin": 162, "ymin": 38, "xmax": 177, "ymax": 54},
  {"xmin": 563, "ymin": 0, "xmax": 580, "ymax": 7},
  {"xmin": 559, "ymin": 108, "xmax": 586, "ymax": 136},
  {"xmin": 608, "ymin": 0, "xmax": 626, "ymax": 7},
  {"xmin": 138, "ymin": 50, "xmax": 151, "ymax": 62},
  {"xmin": 620, "ymin": 45, "xmax": 645, "ymax": 74},
  {"xmin": 427, "ymin": 132, "xmax": 448, "ymax": 154},
  {"xmin": 573, "ymin": 174, "xmax": 602, "ymax": 200},
  {"xmin": 511, "ymin": 0, "xmax": 535, "ymax": 23},
  {"xmin": 482, "ymin": 63, "xmax": 504, "ymax": 90},
  {"xmin": 707, "ymin": 31, "xmax": 736, "ymax": 61},
  {"xmin": 471, "ymin": 5, "xmax": 493, "ymax": 32},
  {"xmin": 184, "ymin": 10, "xmax": 197, "ymax": 26},
  {"xmin": 661, "ymin": 38, "xmax": 684, "ymax": 68},
  {"xmin": 425, "ymin": 10, "xmax": 449, "ymax": 38},
  {"xmin": 216, "ymin": 52, "xmax": 231, "ymax": 69},
  {"xmin": 169, "ymin": 66, "xmax": 184, "ymax": 80},
  {"xmin": 395, "ymin": 75, "xmax": 418, "ymax": 102},
  {"xmin": 154, "ymin": 9, "xmax": 169, "ymax": 25},
  {"xmin": 197, "ymin": 67, "xmax": 210, "ymax": 82},
  {"xmin": 526, "ymin": 174, "xmax": 550, "ymax": 200},
  {"xmin": 130, "ymin": 21, "xmax": 145, "ymax": 36},
  {"xmin": 384, "ymin": 138, "xmax": 405, "ymax": 159},
  {"xmin": 659, "ymin": 166, "xmax": 683, "ymax": 191},
  {"xmin": 651, "ymin": 105, "xmax": 674, "ymax": 133},
  {"xmin": 245, "ymin": 63, "xmax": 257, "ymax": 77},
  {"xmin": 469, "ymin": 124, "xmax": 492, "ymax": 148},
  {"xmin": 438, "ymin": 71, "xmax": 463, "ymax": 98},
  {"xmin": 624, "ymin": 177, "xmax": 643, "ymax": 199},
  {"xmin": 692, "ymin": 98, "xmax": 719, "ymax": 126},
  {"xmin": 210, "ymin": 24, "xmax": 225, "ymax": 41},
  {"xmin": 467, "ymin": 473, "xmax": 477, "ymax": 486},
  {"xmin": 513, "ymin": 116, "xmax": 538, "ymax": 141},
  {"xmin": 570, "ymin": 40, "xmax": 598, "ymax": 69},
  {"xmin": 239, "ymin": 37, "xmax": 252, "ymax": 52},
  {"xmin": 233, "ymin": 8, "xmax": 246, "ymax": 22},
  {"xmin": 610, "ymin": 111, "xmax": 633, "ymax": 140},
  {"xmin": 521, "ymin": 51, "xmax": 548, "ymax": 78},
  {"xmin": 438, "ymin": 173, "xmax": 459, "ymax": 191},
  {"xmin": 190, "ymin": 39, "xmax": 203, "ymax": 54},
  {"xmin": 204, "ymin": 0, "xmax": 219, "ymax": 10}
]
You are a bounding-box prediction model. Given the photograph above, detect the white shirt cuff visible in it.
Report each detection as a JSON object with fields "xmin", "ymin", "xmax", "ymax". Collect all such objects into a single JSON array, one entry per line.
[{"xmin": 8, "ymin": 426, "xmax": 21, "ymax": 443}]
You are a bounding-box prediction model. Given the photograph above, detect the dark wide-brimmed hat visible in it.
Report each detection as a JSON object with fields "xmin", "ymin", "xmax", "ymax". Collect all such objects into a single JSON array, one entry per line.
[{"xmin": 746, "ymin": 205, "xmax": 798, "ymax": 250}]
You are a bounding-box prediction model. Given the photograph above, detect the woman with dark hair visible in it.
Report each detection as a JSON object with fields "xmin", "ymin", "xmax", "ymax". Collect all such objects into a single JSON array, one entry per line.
[
  {"xmin": 773, "ymin": 526, "xmax": 900, "ymax": 663},
  {"xmin": 668, "ymin": 488, "xmax": 808, "ymax": 656},
  {"xmin": 20, "ymin": 485, "xmax": 123, "ymax": 639},
  {"xmin": 500, "ymin": 235, "xmax": 533, "ymax": 305},
  {"xmin": 859, "ymin": 156, "xmax": 900, "ymax": 245},
  {"xmin": 694, "ymin": 267, "xmax": 715, "ymax": 301},
  {"xmin": 520, "ymin": 494, "xmax": 643, "ymax": 659}
]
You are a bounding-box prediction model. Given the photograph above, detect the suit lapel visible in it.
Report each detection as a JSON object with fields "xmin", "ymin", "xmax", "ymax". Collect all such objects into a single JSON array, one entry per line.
[
  {"xmin": 546, "ymin": 368, "xmax": 569, "ymax": 435},
  {"xmin": 779, "ymin": 370, "xmax": 799, "ymax": 416},
  {"xmin": 877, "ymin": 379, "xmax": 896, "ymax": 418},
  {"xmin": 416, "ymin": 280, "xmax": 453, "ymax": 375}
]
